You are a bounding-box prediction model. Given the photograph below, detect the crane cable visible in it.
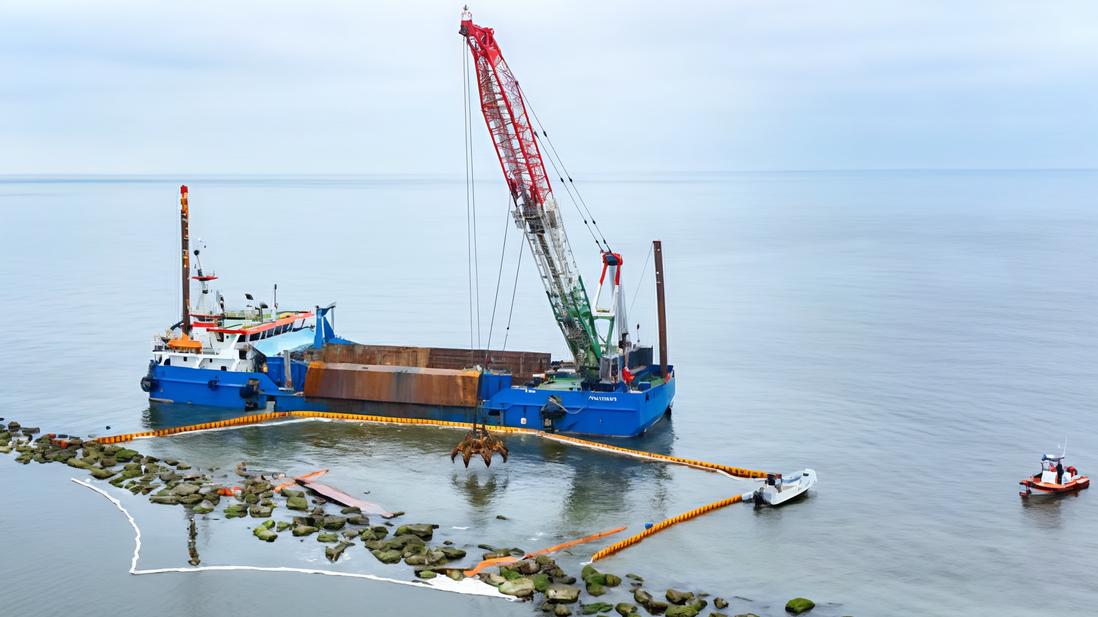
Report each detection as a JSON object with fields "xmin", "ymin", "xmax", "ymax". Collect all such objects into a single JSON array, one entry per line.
[
  {"xmin": 523, "ymin": 93, "xmax": 613, "ymax": 253},
  {"xmin": 463, "ymin": 41, "xmax": 482, "ymax": 350},
  {"xmin": 483, "ymin": 195, "xmax": 518, "ymax": 362}
]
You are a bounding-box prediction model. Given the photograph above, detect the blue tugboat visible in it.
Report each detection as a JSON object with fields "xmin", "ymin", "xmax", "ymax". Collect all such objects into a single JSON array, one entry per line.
[{"xmin": 143, "ymin": 12, "xmax": 675, "ymax": 437}]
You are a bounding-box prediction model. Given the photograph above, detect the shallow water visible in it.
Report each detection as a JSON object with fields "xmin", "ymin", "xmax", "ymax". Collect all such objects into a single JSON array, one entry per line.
[{"xmin": 1, "ymin": 171, "xmax": 1097, "ymax": 616}]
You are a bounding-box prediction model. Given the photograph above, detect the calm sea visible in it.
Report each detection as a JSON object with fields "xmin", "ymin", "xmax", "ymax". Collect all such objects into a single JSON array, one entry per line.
[{"xmin": 1, "ymin": 171, "xmax": 1096, "ymax": 616}]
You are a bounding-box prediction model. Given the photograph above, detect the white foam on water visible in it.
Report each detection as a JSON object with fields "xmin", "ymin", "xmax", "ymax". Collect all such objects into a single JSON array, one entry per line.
[{"xmin": 70, "ymin": 478, "xmax": 512, "ymax": 600}]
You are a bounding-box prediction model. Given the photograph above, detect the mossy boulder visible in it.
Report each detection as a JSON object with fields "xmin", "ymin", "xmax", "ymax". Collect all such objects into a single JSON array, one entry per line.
[
  {"xmin": 615, "ymin": 604, "xmax": 639, "ymax": 617},
  {"xmin": 286, "ymin": 496, "xmax": 309, "ymax": 510},
  {"xmin": 115, "ymin": 448, "xmax": 139, "ymax": 462},
  {"xmin": 192, "ymin": 501, "xmax": 216, "ymax": 515},
  {"xmin": 554, "ymin": 604, "xmax": 572, "ymax": 617},
  {"xmin": 321, "ymin": 516, "xmax": 346, "ymax": 530},
  {"xmin": 281, "ymin": 488, "xmax": 305, "ymax": 498},
  {"xmin": 66, "ymin": 457, "xmax": 91, "ymax": 469},
  {"xmin": 253, "ymin": 520, "xmax": 277, "ymax": 542},
  {"xmin": 371, "ymin": 549, "xmax": 402, "ymax": 564},
  {"xmin": 439, "ymin": 547, "xmax": 466, "ymax": 561},
  {"xmin": 582, "ymin": 602, "xmax": 614, "ymax": 615},
  {"xmin": 395, "ymin": 523, "xmax": 437, "ymax": 539},
  {"xmin": 664, "ymin": 606, "xmax": 698, "ymax": 617},
  {"xmin": 89, "ymin": 467, "xmax": 117, "ymax": 480},
  {"xmin": 532, "ymin": 572, "xmax": 551, "ymax": 593},
  {"xmin": 292, "ymin": 525, "xmax": 318, "ymax": 536},
  {"xmin": 325, "ymin": 541, "xmax": 352, "ymax": 562},
  {"xmin": 665, "ymin": 590, "xmax": 694, "ymax": 605},
  {"xmin": 499, "ymin": 577, "xmax": 536, "ymax": 598},
  {"xmin": 785, "ymin": 598, "xmax": 815, "ymax": 614},
  {"xmin": 317, "ymin": 532, "xmax": 339, "ymax": 543},
  {"xmin": 224, "ymin": 504, "xmax": 248, "ymax": 518},
  {"xmin": 417, "ymin": 569, "xmax": 437, "ymax": 579},
  {"xmin": 249, "ymin": 505, "xmax": 274, "ymax": 518},
  {"xmin": 714, "ymin": 598, "xmax": 729, "ymax": 610}
]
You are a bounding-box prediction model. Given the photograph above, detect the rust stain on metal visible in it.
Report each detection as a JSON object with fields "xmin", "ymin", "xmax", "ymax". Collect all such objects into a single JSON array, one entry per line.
[
  {"xmin": 303, "ymin": 362, "xmax": 482, "ymax": 407},
  {"xmin": 307, "ymin": 344, "xmax": 550, "ymax": 383}
]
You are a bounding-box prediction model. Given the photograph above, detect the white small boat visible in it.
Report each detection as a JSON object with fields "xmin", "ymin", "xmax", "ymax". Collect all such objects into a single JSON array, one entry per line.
[{"xmin": 743, "ymin": 469, "xmax": 817, "ymax": 506}]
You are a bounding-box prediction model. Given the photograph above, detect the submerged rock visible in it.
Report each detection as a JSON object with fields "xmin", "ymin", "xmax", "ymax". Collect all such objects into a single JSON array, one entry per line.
[
  {"xmin": 325, "ymin": 541, "xmax": 352, "ymax": 562},
  {"xmin": 582, "ymin": 602, "xmax": 614, "ymax": 615},
  {"xmin": 784, "ymin": 598, "xmax": 815, "ymax": 615}
]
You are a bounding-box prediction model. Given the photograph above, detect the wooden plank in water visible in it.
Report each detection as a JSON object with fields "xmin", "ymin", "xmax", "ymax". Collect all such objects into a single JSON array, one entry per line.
[{"xmin": 302, "ymin": 479, "xmax": 395, "ymax": 518}]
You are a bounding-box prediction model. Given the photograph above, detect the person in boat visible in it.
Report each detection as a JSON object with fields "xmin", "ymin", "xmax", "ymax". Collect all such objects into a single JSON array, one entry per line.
[{"xmin": 1056, "ymin": 459, "xmax": 1065, "ymax": 484}]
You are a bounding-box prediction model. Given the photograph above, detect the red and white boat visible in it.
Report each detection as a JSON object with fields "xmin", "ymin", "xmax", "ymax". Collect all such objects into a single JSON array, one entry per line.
[{"xmin": 1019, "ymin": 451, "xmax": 1089, "ymax": 497}]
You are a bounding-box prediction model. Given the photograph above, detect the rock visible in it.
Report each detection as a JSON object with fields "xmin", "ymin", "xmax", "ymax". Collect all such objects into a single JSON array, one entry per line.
[
  {"xmin": 322, "ymin": 516, "xmax": 346, "ymax": 530},
  {"xmin": 286, "ymin": 496, "xmax": 309, "ymax": 511},
  {"xmin": 633, "ymin": 590, "xmax": 667, "ymax": 615},
  {"xmin": 496, "ymin": 514, "xmax": 509, "ymax": 520},
  {"xmin": 281, "ymin": 488, "xmax": 305, "ymax": 498},
  {"xmin": 713, "ymin": 598, "xmax": 728, "ymax": 609},
  {"xmin": 582, "ymin": 602, "xmax": 614, "ymax": 615},
  {"xmin": 340, "ymin": 506, "xmax": 361, "ymax": 514},
  {"xmin": 587, "ymin": 583, "xmax": 607, "ymax": 596},
  {"xmin": 732, "ymin": 614, "xmax": 759, "ymax": 617},
  {"xmin": 546, "ymin": 584, "xmax": 581, "ymax": 604},
  {"xmin": 532, "ymin": 572, "xmax": 551, "ymax": 593},
  {"xmin": 604, "ymin": 574, "xmax": 622, "ymax": 587},
  {"xmin": 149, "ymin": 495, "xmax": 180, "ymax": 505},
  {"xmin": 325, "ymin": 541, "xmax": 352, "ymax": 562},
  {"xmin": 178, "ymin": 493, "xmax": 204, "ymax": 505},
  {"xmin": 615, "ymin": 604, "xmax": 639, "ymax": 617},
  {"xmin": 499, "ymin": 577, "xmax": 536, "ymax": 598},
  {"xmin": 554, "ymin": 604, "xmax": 573, "ymax": 616},
  {"xmin": 170, "ymin": 482, "xmax": 201, "ymax": 496},
  {"xmin": 276, "ymin": 521, "xmax": 292, "ymax": 532},
  {"xmin": 439, "ymin": 547, "xmax": 466, "ymax": 561},
  {"xmin": 116, "ymin": 448, "xmax": 139, "ymax": 462},
  {"xmin": 66, "ymin": 458, "xmax": 91, "ymax": 469},
  {"xmin": 347, "ymin": 514, "xmax": 369, "ymax": 526},
  {"xmin": 371, "ymin": 549, "xmax": 402, "ymax": 564},
  {"xmin": 784, "ymin": 598, "xmax": 815, "ymax": 615},
  {"xmin": 499, "ymin": 566, "xmax": 523, "ymax": 581},
  {"xmin": 7, "ymin": 421, "xmax": 20, "ymax": 431},
  {"xmin": 417, "ymin": 569, "xmax": 437, "ymax": 579},
  {"xmin": 317, "ymin": 532, "xmax": 340, "ymax": 543},
  {"xmin": 192, "ymin": 501, "xmax": 215, "ymax": 515},
  {"xmin": 243, "ymin": 493, "xmax": 259, "ymax": 504},
  {"xmin": 253, "ymin": 520, "xmax": 277, "ymax": 542},
  {"xmin": 176, "ymin": 463, "xmax": 191, "ymax": 470},
  {"xmin": 89, "ymin": 467, "xmax": 117, "ymax": 480},
  {"xmin": 224, "ymin": 504, "xmax": 248, "ymax": 518},
  {"xmin": 370, "ymin": 525, "xmax": 389, "ymax": 538},
  {"xmin": 292, "ymin": 525, "xmax": 319, "ymax": 536},
  {"xmin": 395, "ymin": 523, "xmax": 437, "ymax": 539},
  {"xmin": 664, "ymin": 606, "xmax": 698, "ymax": 617},
  {"xmin": 666, "ymin": 590, "xmax": 694, "ymax": 605},
  {"xmin": 710, "ymin": 613, "xmax": 728, "ymax": 617},
  {"xmin": 249, "ymin": 505, "xmax": 273, "ymax": 518},
  {"xmin": 445, "ymin": 569, "xmax": 464, "ymax": 581}
]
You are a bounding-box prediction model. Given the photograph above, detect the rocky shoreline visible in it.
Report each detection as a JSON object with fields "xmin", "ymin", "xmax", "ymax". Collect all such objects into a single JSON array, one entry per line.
[{"xmin": 0, "ymin": 418, "xmax": 824, "ymax": 617}]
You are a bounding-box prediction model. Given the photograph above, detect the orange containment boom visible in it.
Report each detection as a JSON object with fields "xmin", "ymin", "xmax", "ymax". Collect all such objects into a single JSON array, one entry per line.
[
  {"xmin": 462, "ymin": 525, "xmax": 627, "ymax": 576},
  {"xmin": 589, "ymin": 494, "xmax": 744, "ymax": 562}
]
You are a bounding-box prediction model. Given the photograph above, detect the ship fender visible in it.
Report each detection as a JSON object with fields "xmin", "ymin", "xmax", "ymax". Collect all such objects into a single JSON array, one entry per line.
[{"xmin": 139, "ymin": 376, "xmax": 158, "ymax": 393}]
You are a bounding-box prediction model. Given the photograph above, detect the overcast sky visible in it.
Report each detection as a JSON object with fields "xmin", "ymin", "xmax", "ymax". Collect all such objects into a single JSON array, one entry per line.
[{"xmin": 3, "ymin": 0, "xmax": 1097, "ymax": 174}]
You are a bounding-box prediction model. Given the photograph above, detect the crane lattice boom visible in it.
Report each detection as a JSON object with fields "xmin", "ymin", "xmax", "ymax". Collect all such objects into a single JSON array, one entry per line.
[{"xmin": 461, "ymin": 10, "xmax": 603, "ymax": 373}]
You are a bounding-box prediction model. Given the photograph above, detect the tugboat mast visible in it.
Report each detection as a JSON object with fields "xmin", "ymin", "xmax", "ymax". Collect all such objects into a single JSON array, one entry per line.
[{"xmin": 167, "ymin": 184, "xmax": 202, "ymax": 351}]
